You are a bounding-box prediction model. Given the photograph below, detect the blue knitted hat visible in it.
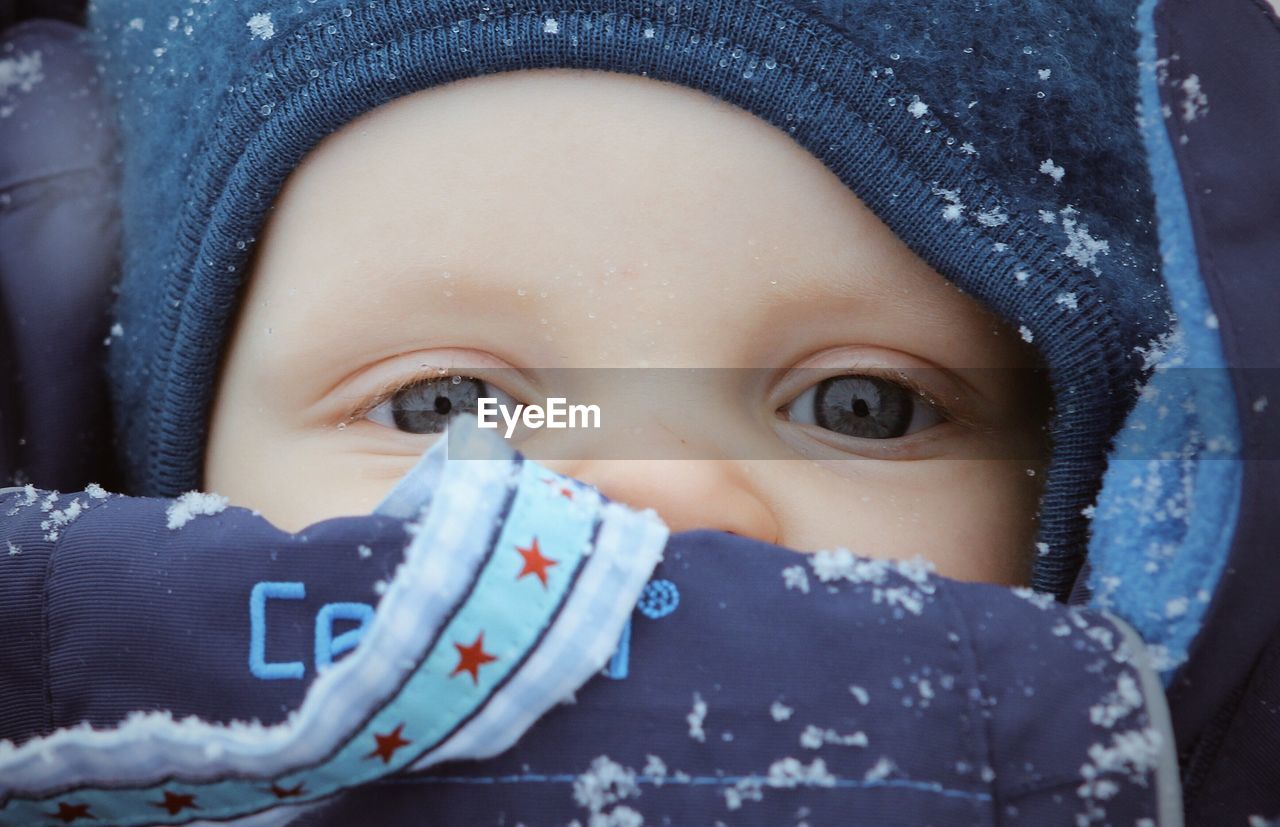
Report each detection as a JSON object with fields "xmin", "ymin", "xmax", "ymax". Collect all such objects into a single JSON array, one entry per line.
[{"xmin": 88, "ymin": 0, "xmax": 1171, "ymax": 597}]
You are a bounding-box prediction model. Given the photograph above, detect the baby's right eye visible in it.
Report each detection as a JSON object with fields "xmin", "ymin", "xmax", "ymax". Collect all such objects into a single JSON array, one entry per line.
[{"xmin": 365, "ymin": 375, "xmax": 518, "ymax": 434}]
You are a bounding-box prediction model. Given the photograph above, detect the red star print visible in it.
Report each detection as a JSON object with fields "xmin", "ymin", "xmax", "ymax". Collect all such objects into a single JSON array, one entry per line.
[
  {"xmin": 152, "ymin": 791, "xmax": 199, "ymax": 815},
  {"xmin": 515, "ymin": 537, "xmax": 558, "ymax": 587},
  {"xmin": 49, "ymin": 802, "xmax": 93, "ymax": 823},
  {"xmin": 451, "ymin": 632, "xmax": 498, "ymax": 684},
  {"xmin": 268, "ymin": 781, "xmax": 306, "ymax": 799},
  {"xmin": 539, "ymin": 477, "xmax": 575, "ymax": 499},
  {"xmin": 365, "ymin": 722, "xmax": 411, "ymax": 764}
]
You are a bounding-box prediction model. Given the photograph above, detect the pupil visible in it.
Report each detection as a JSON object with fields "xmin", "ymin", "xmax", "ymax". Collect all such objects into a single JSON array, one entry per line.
[
  {"xmin": 434, "ymin": 395, "xmax": 452, "ymax": 415},
  {"xmin": 813, "ymin": 375, "xmax": 912, "ymax": 439}
]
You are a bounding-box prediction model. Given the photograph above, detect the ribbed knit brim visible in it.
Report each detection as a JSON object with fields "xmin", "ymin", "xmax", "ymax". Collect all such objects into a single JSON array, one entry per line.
[{"xmin": 88, "ymin": 0, "xmax": 1172, "ymax": 597}]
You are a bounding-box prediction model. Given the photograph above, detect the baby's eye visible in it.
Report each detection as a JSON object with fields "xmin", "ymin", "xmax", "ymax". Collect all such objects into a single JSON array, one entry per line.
[
  {"xmin": 366, "ymin": 375, "xmax": 518, "ymax": 434},
  {"xmin": 781, "ymin": 374, "xmax": 945, "ymax": 440}
]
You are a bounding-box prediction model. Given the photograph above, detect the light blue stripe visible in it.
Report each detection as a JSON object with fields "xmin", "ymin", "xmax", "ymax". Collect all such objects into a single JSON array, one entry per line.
[
  {"xmin": 1085, "ymin": 0, "xmax": 1243, "ymax": 684},
  {"xmin": 411, "ymin": 499, "xmax": 666, "ymax": 768},
  {"xmin": 390, "ymin": 771, "xmax": 993, "ymax": 803}
]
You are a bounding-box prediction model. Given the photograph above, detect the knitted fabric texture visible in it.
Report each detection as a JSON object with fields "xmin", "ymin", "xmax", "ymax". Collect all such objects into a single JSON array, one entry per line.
[{"xmin": 87, "ymin": 0, "xmax": 1172, "ymax": 597}]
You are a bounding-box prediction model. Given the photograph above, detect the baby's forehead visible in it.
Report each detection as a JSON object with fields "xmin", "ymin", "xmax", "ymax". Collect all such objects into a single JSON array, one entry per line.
[{"xmin": 239, "ymin": 69, "xmax": 1027, "ymax": 375}]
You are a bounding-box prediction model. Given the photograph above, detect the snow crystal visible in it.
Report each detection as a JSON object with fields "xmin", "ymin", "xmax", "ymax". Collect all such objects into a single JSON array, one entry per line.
[
  {"xmin": 932, "ymin": 186, "xmax": 965, "ymax": 222},
  {"xmin": 247, "ymin": 12, "xmax": 274, "ymax": 40},
  {"xmin": 975, "ymin": 207, "xmax": 1009, "ymax": 227},
  {"xmin": 1036, "ymin": 542, "xmax": 1051, "ymax": 556},
  {"xmin": 1085, "ymin": 624, "xmax": 1115, "ymax": 650},
  {"xmin": 5, "ymin": 484, "xmax": 38, "ymax": 515},
  {"xmin": 1205, "ymin": 312, "xmax": 1219, "ymax": 330},
  {"xmin": 863, "ymin": 757, "xmax": 897, "ymax": 783},
  {"xmin": 767, "ymin": 757, "xmax": 836, "ymax": 788},
  {"xmin": 1038, "ymin": 68, "xmax": 1052, "ymax": 80},
  {"xmin": 874, "ymin": 585, "xmax": 925, "ymax": 615},
  {"xmin": 800, "ymin": 725, "xmax": 868, "ymax": 749},
  {"xmin": 782, "ymin": 564, "xmax": 810, "ymax": 594},
  {"xmin": 41, "ymin": 499, "xmax": 84, "ymax": 541},
  {"xmin": 0, "ymin": 50, "xmax": 43, "ymax": 99},
  {"xmin": 543, "ymin": 17, "xmax": 560, "ymax": 34},
  {"xmin": 6, "ymin": 541, "xmax": 19, "ymax": 556},
  {"xmin": 1011, "ymin": 586, "xmax": 1055, "ymax": 610},
  {"xmin": 166, "ymin": 491, "xmax": 230, "ymax": 530},
  {"xmin": 573, "ymin": 756, "xmax": 639, "ymax": 808},
  {"xmin": 642, "ymin": 755, "xmax": 667, "ymax": 785},
  {"xmin": 1253, "ymin": 396, "xmax": 1269, "ymax": 414},
  {"xmin": 1164, "ymin": 596, "xmax": 1188, "ymax": 619},
  {"xmin": 1180, "ymin": 74, "xmax": 1208, "ymax": 122},
  {"xmin": 770, "ymin": 700, "xmax": 794, "ymax": 721},
  {"xmin": 573, "ymin": 756, "xmax": 641, "ymax": 825},
  {"xmin": 810, "ymin": 550, "xmax": 935, "ymax": 616},
  {"xmin": 686, "ymin": 693, "xmax": 707, "ymax": 742},
  {"xmin": 907, "ymin": 99, "xmax": 929, "ymax": 118},
  {"xmin": 849, "ymin": 685, "xmax": 870, "ymax": 705},
  {"xmin": 1059, "ymin": 206, "xmax": 1110, "ymax": 271},
  {"xmin": 1079, "ymin": 727, "xmax": 1164, "ymax": 795},
  {"xmin": 127, "ymin": 17, "xmax": 145, "ymax": 31},
  {"xmin": 1039, "ymin": 209, "xmax": 1057, "ymax": 224},
  {"xmin": 84, "ymin": 483, "xmax": 109, "ymax": 499},
  {"xmin": 723, "ymin": 777, "xmax": 763, "ymax": 811},
  {"xmin": 1090, "ymin": 673, "xmax": 1143, "ymax": 728},
  {"xmin": 1018, "ymin": 325, "xmax": 1034, "ymax": 343},
  {"xmin": 1038, "ymin": 158, "xmax": 1065, "ymax": 184},
  {"xmin": 357, "ymin": 544, "xmax": 373, "ymax": 559},
  {"xmin": 959, "ymin": 142, "xmax": 978, "ymax": 155},
  {"xmin": 1055, "ymin": 292, "xmax": 1079, "ymax": 311},
  {"xmin": 811, "ymin": 547, "xmax": 882, "ymax": 583}
]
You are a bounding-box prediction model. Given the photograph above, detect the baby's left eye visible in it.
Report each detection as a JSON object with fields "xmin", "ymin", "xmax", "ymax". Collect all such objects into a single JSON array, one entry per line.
[{"xmin": 781, "ymin": 374, "xmax": 945, "ymax": 440}]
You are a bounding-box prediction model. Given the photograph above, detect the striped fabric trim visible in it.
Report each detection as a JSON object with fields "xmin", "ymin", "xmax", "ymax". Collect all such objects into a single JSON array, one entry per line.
[{"xmin": 0, "ymin": 420, "xmax": 667, "ymax": 825}]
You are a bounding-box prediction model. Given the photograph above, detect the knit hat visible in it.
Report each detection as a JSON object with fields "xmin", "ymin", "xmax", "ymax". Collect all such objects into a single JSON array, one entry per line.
[{"xmin": 87, "ymin": 0, "xmax": 1171, "ymax": 597}]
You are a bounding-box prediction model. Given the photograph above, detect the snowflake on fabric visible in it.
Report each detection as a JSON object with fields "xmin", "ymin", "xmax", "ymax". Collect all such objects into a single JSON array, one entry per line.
[
  {"xmin": 165, "ymin": 492, "xmax": 229, "ymax": 530},
  {"xmin": 246, "ymin": 12, "xmax": 274, "ymax": 40}
]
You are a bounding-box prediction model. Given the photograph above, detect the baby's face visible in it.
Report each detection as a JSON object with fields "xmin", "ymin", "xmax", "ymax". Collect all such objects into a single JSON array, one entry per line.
[{"xmin": 205, "ymin": 69, "xmax": 1051, "ymax": 585}]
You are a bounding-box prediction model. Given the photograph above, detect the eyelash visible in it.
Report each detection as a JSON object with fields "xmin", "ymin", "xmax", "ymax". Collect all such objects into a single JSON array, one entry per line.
[
  {"xmin": 341, "ymin": 369, "xmax": 483, "ymax": 427},
  {"xmin": 782, "ymin": 366, "xmax": 964, "ymax": 427},
  {"xmin": 341, "ymin": 366, "xmax": 974, "ymax": 434}
]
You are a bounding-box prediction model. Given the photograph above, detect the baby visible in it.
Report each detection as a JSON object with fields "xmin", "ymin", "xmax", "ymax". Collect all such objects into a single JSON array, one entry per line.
[
  {"xmin": 204, "ymin": 68, "xmax": 1053, "ymax": 586},
  {"xmin": 0, "ymin": 0, "xmax": 1188, "ymax": 823}
]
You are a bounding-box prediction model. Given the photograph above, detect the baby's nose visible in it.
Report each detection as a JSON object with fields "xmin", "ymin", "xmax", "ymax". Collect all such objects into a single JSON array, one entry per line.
[{"xmin": 567, "ymin": 458, "xmax": 780, "ymax": 545}]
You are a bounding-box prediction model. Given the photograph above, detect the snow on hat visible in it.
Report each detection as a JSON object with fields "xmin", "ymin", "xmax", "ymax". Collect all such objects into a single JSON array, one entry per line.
[{"xmin": 88, "ymin": 0, "xmax": 1171, "ymax": 597}]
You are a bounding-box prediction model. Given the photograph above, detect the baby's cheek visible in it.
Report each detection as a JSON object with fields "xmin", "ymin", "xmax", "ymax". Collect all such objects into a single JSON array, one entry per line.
[
  {"xmin": 205, "ymin": 427, "xmax": 417, "ymax": 533},
  {"xmin": 766, "ymin": 459, "xmax": 1040, "ymax": 586}
]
